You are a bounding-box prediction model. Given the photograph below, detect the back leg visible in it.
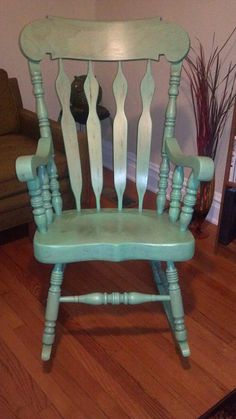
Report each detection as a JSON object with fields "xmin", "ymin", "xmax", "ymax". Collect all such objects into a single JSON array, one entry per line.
[
  {"xmin": 151, "ymin": 260, "xmax": 190, "ymax": 357},
  {"xmin": 42, "ymin": 263, "xmax": 65, "ymax": 361},
  {"xmin": 166, "ymin": 261, "xmax": 190, "ymax": 357}
]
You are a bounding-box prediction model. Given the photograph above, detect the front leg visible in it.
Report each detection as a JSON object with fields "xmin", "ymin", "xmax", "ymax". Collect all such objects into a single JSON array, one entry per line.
[{"xmin": 42, "ymin": 263, "xmax": 65, "ymax": 361}]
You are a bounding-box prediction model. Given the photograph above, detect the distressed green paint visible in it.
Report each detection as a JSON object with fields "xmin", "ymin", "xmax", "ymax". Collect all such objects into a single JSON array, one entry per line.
[
  {"xmin": 38, "ymin": 165, "xmax": 53, "ymax": 225},
  {"xmin": 136, "ymin": 60, "xmax": 155, "ymax": 211},
  {"xmin": 47, "ymin": 158, "xmax": 63, "ymax": 216},
  {"xmin": 56, "ymin": 60, "xmax": 82, "ymax": 211},
  {"xmin": 157, "ymin": 154, "xmax": 169, "ymax": 214},
  {"xmin": 113, "ymin": 61, "xmax": 128, "ymax": 211},
  {"xmin": 16, "ymin": 16, "xmax": 214, "ymax": 361},
  {"xmin": 27, "ymin": 177, "xmax": 47, "ymax": 233},
  {"xmin": 60, "ymin": 292, "xmax": 171, "ymax": 304},
  {"xmin": 84, "ymin": 61, "xmax": 103, "ymax": 210},
  {"xmin": 169, "ymin": 166, "xmax": 184, "ymax": 223},
  {"xmin": 152, "ymin": 260, "xmax": 190, "ymax": 357},
  {"xmin": 34, "ymin": 209, "xmax": 195, "ymax": 264},
  {"xmin": 180, "ymin": 172, "xmax": 200, "ymax": 232},
  {"xmin": 42, "ymin": 264, "xmax": 65, "ymax": 361}
]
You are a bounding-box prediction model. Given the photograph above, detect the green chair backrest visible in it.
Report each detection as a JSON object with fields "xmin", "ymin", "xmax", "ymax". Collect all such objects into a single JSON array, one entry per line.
[{"xmin": 20, "ymin": 16, "xmax": 190, "ymax": 213}]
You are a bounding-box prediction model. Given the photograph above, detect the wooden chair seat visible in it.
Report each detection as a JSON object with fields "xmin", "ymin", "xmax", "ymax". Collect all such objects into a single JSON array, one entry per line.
[{"xmin": 34, "ymin": 209, "xmax": 195, "ymax": 264}]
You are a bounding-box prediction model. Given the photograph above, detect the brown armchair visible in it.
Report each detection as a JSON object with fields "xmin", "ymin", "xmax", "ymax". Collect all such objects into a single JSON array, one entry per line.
[{"xmin": 0, "ymin": 69, "xmax": 90, "ymax": 233}]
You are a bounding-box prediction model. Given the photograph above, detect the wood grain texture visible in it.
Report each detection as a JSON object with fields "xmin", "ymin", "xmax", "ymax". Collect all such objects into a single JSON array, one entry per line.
[
  {"xmin": 1, "ymin": 171, "xmax": 236, "ymax": 418},
  {"xmin": 56, "ymin": 60, "xmax": 82, "ymax": 211},
  {"xmin": 20, "ymin": 16, "xmax": 190, "ymax": 62},
  {"xmin": 113, "ymin": 62, "xmax": 128, "ymax": 210},
  {"xmin": 84, "ymin": 61, "xmax": 103, "ymax": 210},
  {"xmin": 136, "ymin": 60, "xmax": 155, "ymax": 211}
]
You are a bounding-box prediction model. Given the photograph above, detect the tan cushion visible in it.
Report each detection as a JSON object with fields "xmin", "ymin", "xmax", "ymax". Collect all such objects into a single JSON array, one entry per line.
[
  {"xmin": 0, "ymin": 134, "xmax": 69, "ymax": 200},
  {"xmin": 0, "ymin": 69, "xmax": 20, "ymax": 135}
]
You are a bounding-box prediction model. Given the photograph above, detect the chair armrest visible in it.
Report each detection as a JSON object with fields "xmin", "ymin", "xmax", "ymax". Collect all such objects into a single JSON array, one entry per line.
[
  {"xmin": 16, "ymin": 137, "xmax": 53, "ymax": 182},
  {"xmin": 165, "ymin": 137, "xmax": 214, "ymax": 181}
]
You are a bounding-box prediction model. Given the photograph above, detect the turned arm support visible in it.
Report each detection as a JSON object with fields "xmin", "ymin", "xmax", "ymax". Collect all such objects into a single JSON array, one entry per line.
[
  {"xmin": 165, "ymin": 137, "xmax": 214, "ymax": 230},
  {"xmin": 165, "ymin": 137, "xmax": 214, "ymax": 182},
  {"xmin": 16, "ymin": 137, "xmax": 53, "ymax": 182},
  {"xmin": 15, "ymin": 136, "xmax": 62, "ymax": 232}
]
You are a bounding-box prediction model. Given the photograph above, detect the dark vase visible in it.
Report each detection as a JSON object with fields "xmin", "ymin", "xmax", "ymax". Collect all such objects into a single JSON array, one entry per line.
[
  {"xmin": 70, "ymin": 75, "xmax": 102, "ymax": 109},
  {"xmin": 190, "ymin": 176, "xmax": 215, "ymax": 238}
]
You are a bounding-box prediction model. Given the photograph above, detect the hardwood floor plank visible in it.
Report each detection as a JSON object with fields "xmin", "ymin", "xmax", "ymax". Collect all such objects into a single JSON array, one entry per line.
[
  {"xmin": 1, "ymin": 171, "xmax": 236, "ymax": 418},
  {"xmin": 0, "ymin": 398, "xmax": 17, "ymax": 419},
  {"xmin": 0, "ymin": 259, "xmax": 125, "ymax": 419},
  {"xmin": 0, "ymin": 337, "xmax": 49, "ymax": 417},
  {"xmin": 39, "ymin": 404, "xmax": 63, "ymax": 419}
]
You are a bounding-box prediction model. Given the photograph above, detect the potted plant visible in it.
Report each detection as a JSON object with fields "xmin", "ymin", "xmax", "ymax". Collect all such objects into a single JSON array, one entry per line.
[{"xmin": 185, "ymin": 29, "xmax": 236, "ymax": 236}]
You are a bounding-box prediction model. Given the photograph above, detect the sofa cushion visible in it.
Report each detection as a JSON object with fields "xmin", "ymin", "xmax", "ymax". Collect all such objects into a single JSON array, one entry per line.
[
  {"xmin": 0, "ymin": 69, "xmax": 20, "ymax": 135},
  {"xmin": 0, "ymin": 134, "xmax": 69, "ymax": 200}
]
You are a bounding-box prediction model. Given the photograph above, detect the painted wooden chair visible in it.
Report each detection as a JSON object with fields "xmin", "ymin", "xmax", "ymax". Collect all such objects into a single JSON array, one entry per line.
[{"xmin": 17, "ymin": 16, "xmax": 214, "ymax": 361}]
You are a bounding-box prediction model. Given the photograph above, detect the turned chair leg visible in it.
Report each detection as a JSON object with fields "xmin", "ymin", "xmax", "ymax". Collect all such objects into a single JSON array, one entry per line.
[
  {"xmin": 42, "ymin": 263, "xmax": 65, "ymax": 361},
  {"xmin": 166, "ymin": 262, "xmax": 190, "ymax": 357}
]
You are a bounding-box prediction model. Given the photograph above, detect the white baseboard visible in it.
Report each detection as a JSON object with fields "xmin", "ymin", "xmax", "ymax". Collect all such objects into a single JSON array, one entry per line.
[{"xmin": 102, "ymin": 139, "xmax": 220, "ymax": 225}]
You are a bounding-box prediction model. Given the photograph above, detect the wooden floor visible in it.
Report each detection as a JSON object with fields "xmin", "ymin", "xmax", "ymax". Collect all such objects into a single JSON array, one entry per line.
[{"xmin": 1, "ymin": 177, "xmax": 236, "ymax": 418}]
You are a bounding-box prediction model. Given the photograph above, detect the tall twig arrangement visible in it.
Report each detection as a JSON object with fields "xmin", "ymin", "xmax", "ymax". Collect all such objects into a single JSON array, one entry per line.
[{"xmin": 185, "ymin": 29, "xmax": 236, "ymax": 160}]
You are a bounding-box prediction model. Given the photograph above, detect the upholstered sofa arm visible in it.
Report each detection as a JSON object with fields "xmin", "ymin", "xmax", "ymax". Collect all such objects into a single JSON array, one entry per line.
[
  {"xmin": 165, "ymin": 137, "xmax": 214, "ymax": 181},
  {"xmin": 20, "ymin": 108, "xmax": 65, "ymax": 154},
  {"xmin": 20, "ymin": 108, "xmax": 40, "ymax": 140}
]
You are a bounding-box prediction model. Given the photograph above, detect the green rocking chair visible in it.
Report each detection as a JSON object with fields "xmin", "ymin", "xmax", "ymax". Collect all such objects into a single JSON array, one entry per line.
[{"xmin": 17, "ymin": 16, "xmax": 214, "ymax": 361}]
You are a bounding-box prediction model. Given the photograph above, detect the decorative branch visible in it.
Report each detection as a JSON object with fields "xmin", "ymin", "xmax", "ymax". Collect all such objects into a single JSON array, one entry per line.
[{"xmin": 184, "ymin": 28, "xmax": 236, "ymax": 160}]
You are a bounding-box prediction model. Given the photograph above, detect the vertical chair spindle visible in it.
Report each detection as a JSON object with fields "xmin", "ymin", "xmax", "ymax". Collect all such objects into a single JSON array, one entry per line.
[
  {"xmin": 38, "ymin": 165, "xmax": 54, "ymax": 224},
  {"xmin": 84, "ymin": 61, "xmax": 103, "ymax": 210},
  {"xmin": 113, "ymin": 61, "xmax": 128, "ymax": 210},
  {"xmin": 136, "ymin": 60, "xmax": 155, "ymax": 211},
  {"xmin": 27, "ymin": 177, "xmax": 47, "ymax": 233},
  {"xmin": 169, "ymin": 166, "xmax": 184, "ymax": 222},
  {"xmin": 157, "ymin": 154, "xmax": 170, "ymax": 214},
  {"xmin": 179, "ymin": 172, "xmax": 199, "ymax": 231},
  {"xmin": 56, "ymin": 60, "xmax": 82, "ymax": 211},
  {"xmin": 47, "ymin": 158, "xmax": 63, "ymax": 215}
]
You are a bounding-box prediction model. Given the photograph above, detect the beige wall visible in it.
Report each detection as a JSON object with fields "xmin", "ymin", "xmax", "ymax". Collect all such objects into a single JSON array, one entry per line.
[
  {"xmin": 0, "ymin": 0, "xmax": 235, "ymax": 195},
  {"xmin": 0, "ymin": 0, "xmax": 96, "ymax": 118},
  {"xmin": 94, "ymin": 0, "xmax": 236, "ymax": 194}
]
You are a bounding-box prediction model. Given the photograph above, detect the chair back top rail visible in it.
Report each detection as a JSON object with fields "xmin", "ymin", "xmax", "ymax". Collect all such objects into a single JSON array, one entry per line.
[{"xmin": 20, "ymin": 16, "xmax": 190, "ymax": 63}]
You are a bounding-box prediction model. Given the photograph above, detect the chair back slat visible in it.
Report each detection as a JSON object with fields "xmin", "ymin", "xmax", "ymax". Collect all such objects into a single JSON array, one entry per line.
[
  {"xmin": 113, "ymin": 62, "xmax": 128, "ymax": 210},
  {"xmin": 84, "ymin": 61, "xmax": 103, "ymax": 210},
  {"xmin": 56, "ymin": 60, "xmax": 82, "ymax": 210},
  {"xmin": 136, "ymin": 60, "xmax": 155, "ymax": 211}
]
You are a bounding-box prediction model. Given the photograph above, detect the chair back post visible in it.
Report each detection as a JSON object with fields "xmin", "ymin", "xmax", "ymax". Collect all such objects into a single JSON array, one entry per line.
[
  {"xmin": 28, "ymin": 60, "xmax": 52, "ymax": 142},
  {"xmin": 157, "ymin": 62, "xmax": 183, "ymax": 215}
]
